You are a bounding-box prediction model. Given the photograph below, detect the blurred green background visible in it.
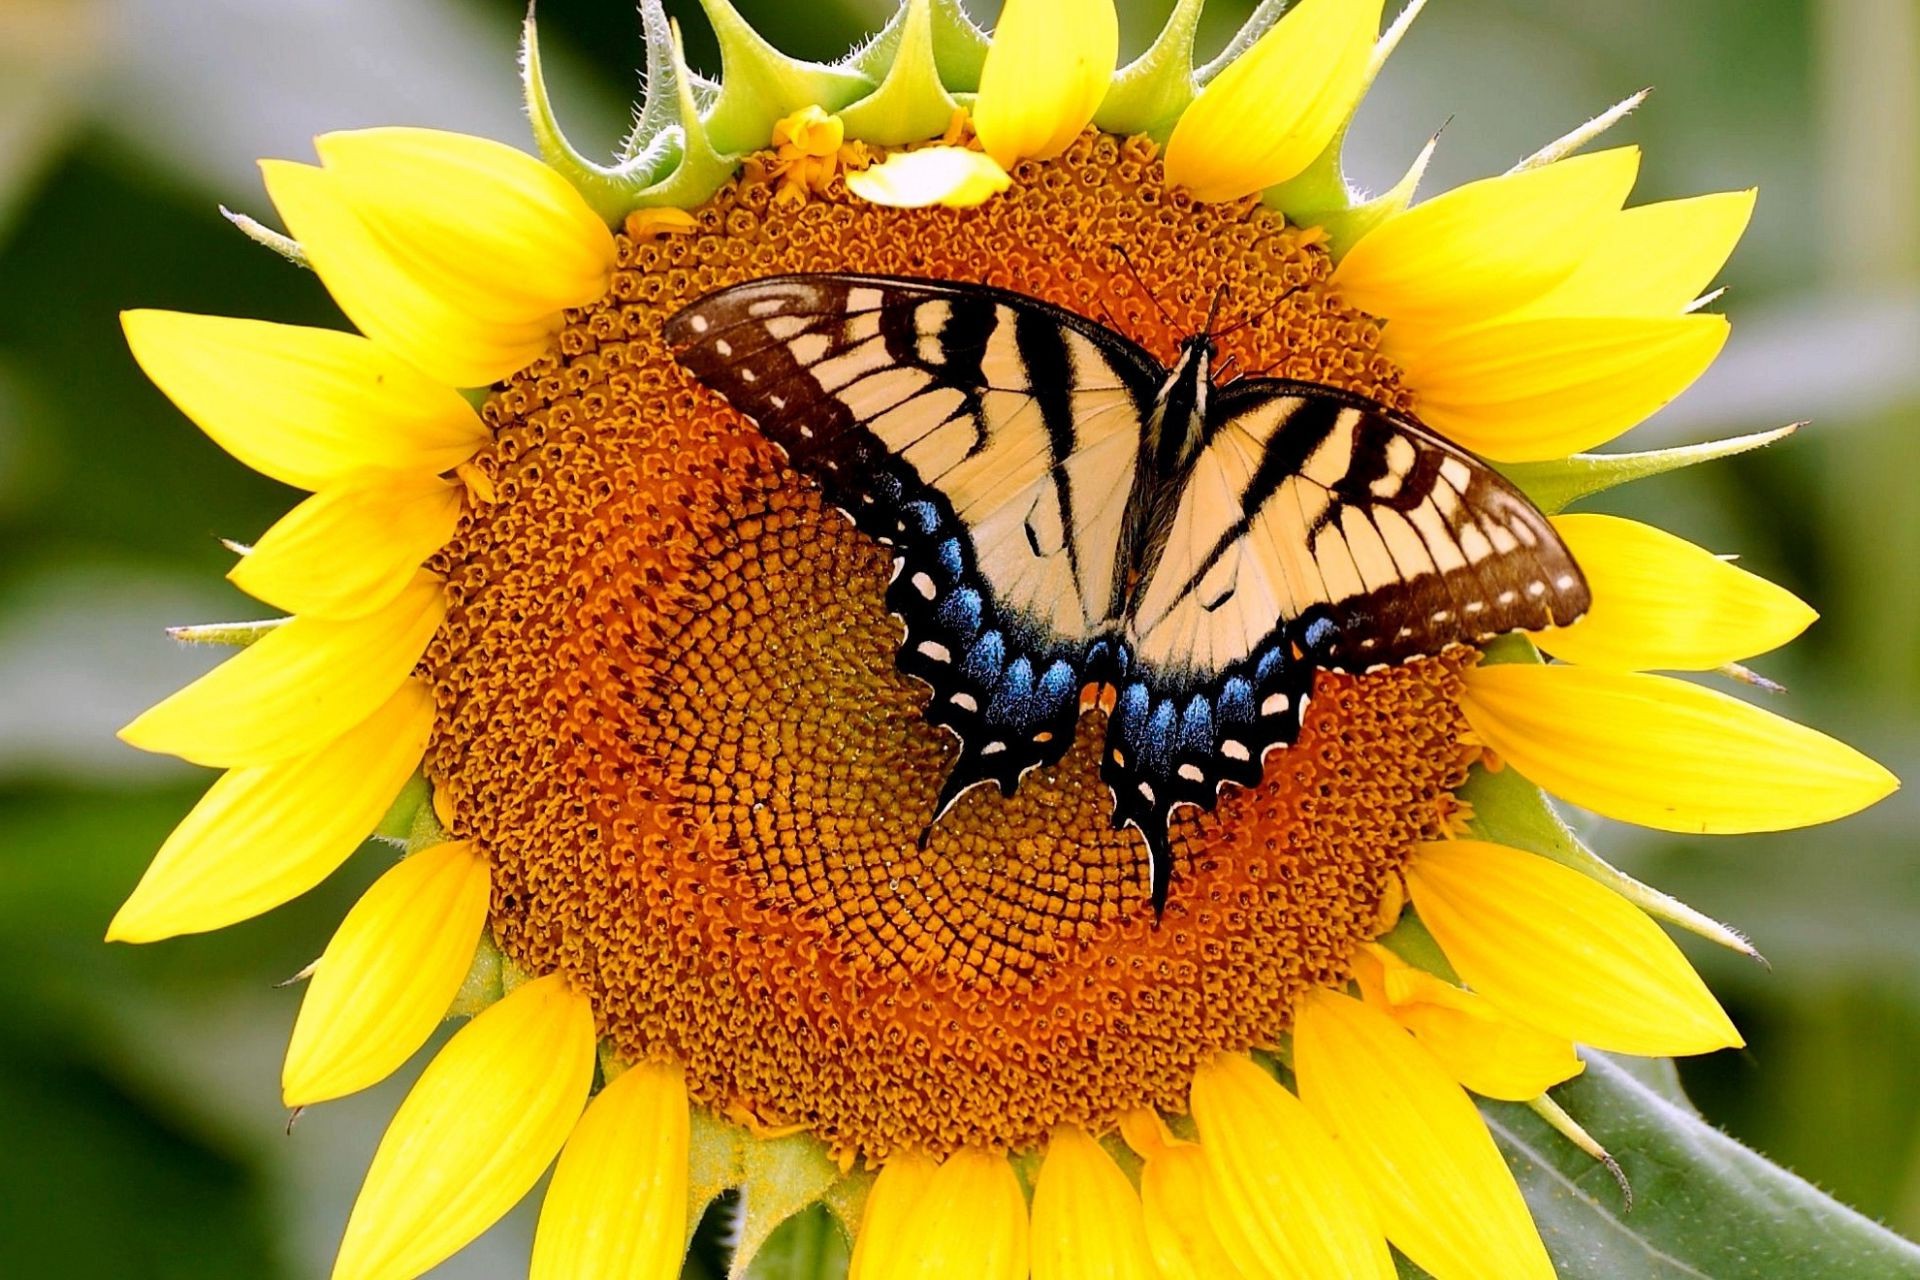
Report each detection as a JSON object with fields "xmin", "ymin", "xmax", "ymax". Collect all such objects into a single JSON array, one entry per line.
[{"xmin": 1, "ymin": 0, "xmax": 1915, "ymax": 1275}]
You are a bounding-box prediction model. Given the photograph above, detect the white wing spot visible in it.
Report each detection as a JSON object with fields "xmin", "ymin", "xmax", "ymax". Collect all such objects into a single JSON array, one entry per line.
[
  {"xmin": 917, "ymin": 640, "xmax": 952, "ymax": 663},
  {"xmin": 1261, "ymin": 693, "xmax": 1290, "ymax": 717},
  {"xmin": 950, "ymin": 692, "xmax": 978, "ymax": 712},
  {"xmin": 1431, "ymin": 609, "xmax": 1452, "ymax": 623},
  {"xmin": 1527, "ymin": 580, "xmax": 1547, "ymax": 597},
  {"xmin": 1464, "ymin": 601, "xmax": 1485, "ymax": 615},
  {"xmin": 911, "ymin": 572, "xmax": 936, "ymax": 600},
  {"xmin": 740, "ymin": 368, "xmax": 757, "ymax": 383},
  {"xmin": 689, "ymin": 314, "xmax": 710, "ymax": 333},
  {"xmin": 982, "ymin": 740, "xmax": 1007, "ymax": 756},
  {"xmin": 714, "ymin": 338, "xmax": 733, "ymax": 357},
  {"xmin": 1221, "ymin": 739, "xmax": 1251, "ymax": 762},
  {"xmin": 1138, "ymin": 781, "xmax": 1156, "ymax": 803},
  {"xmin": 1497, "ymin": 589, "xmax": 1518, "ymax": 605},
  {"xmin": 1396, "ymin": 626, "xmax": 1414, "ymax": 639},
  {"xmin": 1178, "ymin": 763, "xmax": 1205, "ymax": 783},
  {"xmin": 748, "ymin": 298, "xmax": 786, "ymax": 317},
  {"xmin": 1556, "ymin": 573, "xmax": 1577, "ymax": 590},
  {"xmin": 769, "ymin": 394, "xmax": 787, "ymax": 409}
]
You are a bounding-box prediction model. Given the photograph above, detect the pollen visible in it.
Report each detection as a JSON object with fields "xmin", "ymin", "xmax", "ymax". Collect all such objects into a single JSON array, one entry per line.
[{"xmin": 424, "ymin": 132, "xmax": 1459, "ymax": 1161}]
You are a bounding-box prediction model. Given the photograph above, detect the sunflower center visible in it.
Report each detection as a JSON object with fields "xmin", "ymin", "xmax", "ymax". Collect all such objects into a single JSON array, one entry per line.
[{"xmin": 425, "ymin": 133, "xmax": 1473, "ymax": 1161}]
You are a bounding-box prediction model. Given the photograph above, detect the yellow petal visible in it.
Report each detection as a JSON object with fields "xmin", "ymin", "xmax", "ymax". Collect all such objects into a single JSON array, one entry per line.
[
  {"xmin": 262, "ymin": 159, "xmax": 559, "ymax": 388},
  {"xmin": 119, "ymin": 571, "xmax": 445, "ymax": 768},
  {"xmin": 531, "ymin": 1061, "xmax": 690, "ymax": 1280},
  {"xmin": 1332, "ymin": 148, "xmax": 1641, "ymax": 326},
  {"xmin": 1189, "ymin": 1054, "xmax": 1393, "ymax": 1280},
  {"xmin": 973, "ymin": 0, "xmax": 1118, "ymax": 167},
  {"xmin": 1030, "ymin": 1125, "xmax": 1155, "ymax": 1280},
  {"xmin": 1461, "ymin": 664, "xmax": 1899, "ymax": 832},
  {"xmin": 314, "ymin": 128, "xmax": 616, "ymax": 322},
  {"xmin": 1164, "ymin": 0, "xmax": 1386, "ymax": 201},
  {"xmin": 850, "ymin": 1147, "xmax": 1028, "ymax": 1280},
  {"xmin": 1392, "ymin": 312, "xmax": 1730, "ymax": 461},
  {"xmin": 1353, "ymin": 947, "xmax": 1583, "ymax": 1101},
  {"xmin": 231, "ymin": 474, "xmax": 464, "ymax": 620},
  {"xmin": 1513, "ymin": 189, "xmax": 1758, "ymax": 319},
  {"xmin": 107, "ymin": 680, "xmax": 433, "ymax": 943},
  {"xmin": 333, "ymin": 973, "xmax": 596, "ymax": 1280},
  {"xmin": 848, "ymin": 1151, "xmax": 939, "ymax": 1280},
  {"xmin": 1534, "ymin": 513, "xmax": 1817, "ymax": 670},
  {"xmin": 1294, "ymin": 990, "xmax": 1553, "ymax": 1280},
  {"xmin": 121, "ymin": 310, "xmax": 488, "ymax": 489},
  {"xmin": 1131, "ymin": 1139, "xmax": 1250, "ymax": 1280},
  {"xmin": 1408, "ymin": 839, "xmax": 1744, "ymax": 1056},
  {"xmin": 844, "ymin": 146, "xmax": 1012, "ymax": 209},
  {"xmin": 282, "ymin": 840, "xmax": 491, "ymax": 1106}
]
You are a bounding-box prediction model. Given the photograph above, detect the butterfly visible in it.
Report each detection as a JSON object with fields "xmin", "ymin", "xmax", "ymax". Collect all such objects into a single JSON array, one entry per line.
[{"xmin": 665, "ymin": 273, "xmax": 1590, "ymax": 915}]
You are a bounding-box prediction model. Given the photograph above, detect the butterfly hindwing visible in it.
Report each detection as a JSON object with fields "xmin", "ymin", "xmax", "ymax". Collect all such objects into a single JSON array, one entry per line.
[{"xmin": 664, "ymin": 274, "xmax": 1163, "ymax": 816}]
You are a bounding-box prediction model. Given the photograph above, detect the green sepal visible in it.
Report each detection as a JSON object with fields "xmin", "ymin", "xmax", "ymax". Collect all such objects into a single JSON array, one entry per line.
[
  {"xmin": 848, "ymin": 0, "xmax": 989, "ymax": 94},
  {"xmin": 371, "ymin": 772, "xmax": 429, "ymax": 844},
  {"xmin": 740, "ymin": 1204, "xmax": 850, "ymax": 1280},
  {"xmin": 685, "ymin": 1109, "xmax": 748, "ymax": 1247},
  {"xmin": 1459, "ymin": 749, "xmax": 1762, "ymax": 960},
  {"xmin": 696, "ymin": 0, "xmax": 874, "ymax": 157},
  {"xmin": 629, "ymin": 19, "xmax": 752, "ymax": 211},
  {"xmin": 1093, "ymin": 0, "xmax": 1205, "ymax": 138},
  {"xmin": 164, "ymin": 616, "xmax": 287, "ymax": 647},
  {"xmin": 444, "ymin": 931, "xmax": 505, "ymax": 1019},
  {"xmin": 1509, "ymin": 87, "xmax": 1650, "ymax": 173},
  {"xmin": 622, "ymin": 0, "xmax": 693, "ymax": 162},
  {"xmin": 522, "ymin": 9, "xmax": 674, "ymax": 223},
  {"xmin": 1195, "ymin": 0, "xmax": 1290, "ymax": 86},
  {"xmin": 219, "ymin": 206, "xmax": 308, "ymax": 268},
  {"xmin": 1496, "ymin": 424, "xmax": 1801, "ymax": 515},
  {"xmin": 728, "ymin": 1132, "xmax": 843, "ymax": 1279},
  {"xmin": 1277, "ymin": 132, "xmax": 1435, "ymax": 257},
  {"xmin": 820, "ymin": 1167, "xmax": 875, "ymax": 1251},
  {"xmin": 401, "ymin": 783, "xmax": 444, "ymax": 852},
  {"xmin": 1265, "ymin": 0, "xmax": 1432, "ymax": 251},
  {"xmin": 1377, "ymin": 910, "xmax": 1456, "ymax": 980},
  {"xmin": 838, "ymin": 0, "xmax": 958, "ymax": 147}
]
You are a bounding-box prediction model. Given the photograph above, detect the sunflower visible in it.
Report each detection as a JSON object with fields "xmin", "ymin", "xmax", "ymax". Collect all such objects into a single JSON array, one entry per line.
[{"xmin": 111, "ymin": 1, "xmax": 1898, "ymax": 1277}]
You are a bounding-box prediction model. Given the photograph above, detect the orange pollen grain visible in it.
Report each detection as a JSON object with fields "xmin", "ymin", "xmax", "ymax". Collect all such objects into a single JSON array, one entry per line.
[{"xmin": 424, "ymin": 132, "xmax": 1469, "ymax": 1161}]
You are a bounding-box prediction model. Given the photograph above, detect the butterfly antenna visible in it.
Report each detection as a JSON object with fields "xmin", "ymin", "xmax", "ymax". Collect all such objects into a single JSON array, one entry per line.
[
  {"xmin": 1212, "ymin": 280, "xmax": 1310, "ymax": 340},
  {"xmin": 1109, "ymin": 242, "xmax": 1178, "ymax": 332},
  {"xmin": 1204, "ymin": 283, "xmax": 1230, "ymax": 338}
]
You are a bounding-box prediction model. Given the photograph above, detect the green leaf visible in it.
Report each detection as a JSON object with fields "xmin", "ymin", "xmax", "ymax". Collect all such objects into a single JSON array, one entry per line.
[{"xmin": 1481, "ymin": 1053, "xmax": 1920, "ymax": 1278}]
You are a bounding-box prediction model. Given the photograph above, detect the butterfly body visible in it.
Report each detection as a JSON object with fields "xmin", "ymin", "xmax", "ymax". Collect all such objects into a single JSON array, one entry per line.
[{"xmin": 665, "ymin": 274, "xmax": 1589, "ymax": 914}]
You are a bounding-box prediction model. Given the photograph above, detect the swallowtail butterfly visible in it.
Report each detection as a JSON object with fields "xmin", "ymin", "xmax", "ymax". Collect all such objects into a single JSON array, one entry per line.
[{"xmin": 666, "ymin": 274, "xmax": 1589, "ymax": 914}]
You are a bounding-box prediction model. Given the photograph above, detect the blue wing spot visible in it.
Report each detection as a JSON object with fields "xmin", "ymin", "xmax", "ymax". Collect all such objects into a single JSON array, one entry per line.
[
  {"xmin": 938, "ymin": 587, "xmax": 984, "ymax": 639},
  {"xmin": 937, "ymin": 538, "xmax": 966, "ymax": 579},
  {"xmin": 1218, "ymin": 676, "xmax": 1255, "ymax": 726},
  {"xmin": 988, "ymin": 657, "xmax": 1037, "ymax": 721},
  {"xmin": 905, "ymin": 501, "xmax": 941, "ymax": 536},
  {"xmin": 1178, "ymin": 697, "xmax": 1213, "ymax": 755},
  {"xmin": 963, "ymin": 630, "xmax": 1007, "ymax": 684},
  {"xmin": 1038, "ymin": 659, "xmax": 1077, "ymax": 709},
  {"xmin": 1144, "ymin": 700, "xmax": 1178, "ymax": 774}
]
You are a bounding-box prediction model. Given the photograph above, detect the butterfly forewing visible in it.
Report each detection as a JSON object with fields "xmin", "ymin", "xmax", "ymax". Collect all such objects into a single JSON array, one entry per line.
[{"xmin": 664, "ymin": 274, "xmax": 1164, "ymax": 816}]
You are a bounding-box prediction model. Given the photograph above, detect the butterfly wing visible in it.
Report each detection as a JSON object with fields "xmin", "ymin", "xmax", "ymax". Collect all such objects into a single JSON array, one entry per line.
[
  {"xmin": 1107, "ymin": 380, "xmax": 1589, "ymax": 900},
  {"xmin": 664, "ymin": 273, "xmax": 1164, "ymax": 818}
]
